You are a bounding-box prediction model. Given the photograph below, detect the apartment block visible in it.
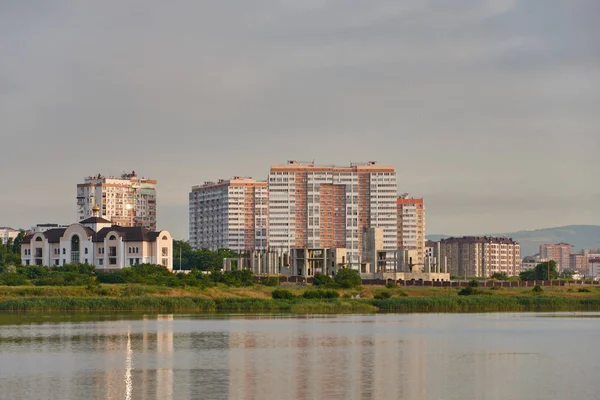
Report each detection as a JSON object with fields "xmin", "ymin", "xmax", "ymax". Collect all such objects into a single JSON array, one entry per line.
[
  {"xmin": 189, "ymin": 177, "xmax": 268, "ymax": 252},
  {"xmin": 440, "ymin": 236, "xmax": 521, "ymax": 277},
  {"xmin": 397, "ymin": 195, "xmax": 426, "ymax": 267},
  {"xmin": 0, "ymin": 227, "xmax": 20, "ymax": 243},
  {"xmin": 268, "ymin": 161, "xmax": 398, "ymax": 267},
  {"xmin": 539, "ymin": 243, "xmax": 573, "ymax": 271},
  {"xmin": 77, "ymin": 171, "xmax": 157, "ymax": 231}
]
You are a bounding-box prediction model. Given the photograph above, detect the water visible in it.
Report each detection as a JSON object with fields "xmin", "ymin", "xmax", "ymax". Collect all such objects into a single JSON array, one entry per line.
[{"xmin": 0, "ymin": 313, "xmax": 598, "ymax": 400}]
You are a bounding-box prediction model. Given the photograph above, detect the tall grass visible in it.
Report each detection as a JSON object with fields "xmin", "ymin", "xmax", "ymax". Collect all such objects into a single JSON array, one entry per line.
[{"xmin": 371, "ymin": 296, "xmax": 600, "ymax": 313}]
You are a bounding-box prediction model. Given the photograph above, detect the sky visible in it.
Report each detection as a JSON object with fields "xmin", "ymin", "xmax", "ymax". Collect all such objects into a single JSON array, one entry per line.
[{"xmin": 1, "ymin": 0, "xmax": 599, "ymax": 239}]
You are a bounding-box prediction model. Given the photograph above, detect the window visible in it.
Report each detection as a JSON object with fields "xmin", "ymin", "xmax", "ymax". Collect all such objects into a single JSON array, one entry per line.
[
  {"xmin": 63, "ymin": 248, "xmax": 66, "ymax": 255},
  {"xmin": 109, "ymin": 246, "xmax": 117, "ymax": 265},
  {"xmin": 161, "ymin": 258, "xmax": 168, "ymax": 267},
  {"xmin": 162, "ymin": 236, "xmax": 168, "ymax": 240},
  {"xmin": 54, "ymin": 260, "xmax": 59, "ymax": 266},
  {"xmin": 99, "ymin": 259, "xmax": 103, "ymax": 266},
  {"xmin": 35, "ymin": 248, "xmax": 42, "ymax": 257},
  {"xmin": 109, "ymin": 235, "xmax": 117, "ymax": 241},
  {"xmin": 35, "ymin": 236, "xmax": 42, "ymax": 242},
  {"xmin": 162, "ymin": 247, "xmax": 168, "ymax": 257},
  {"xmin": 84, "ymin": 248, "xmax": 88, "ymax": 254},
  {"xmin": 25, "ymin": 260, "xmax": 30, "ymax": 266}
]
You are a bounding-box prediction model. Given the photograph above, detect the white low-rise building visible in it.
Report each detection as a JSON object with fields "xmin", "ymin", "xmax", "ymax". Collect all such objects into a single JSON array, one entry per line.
[
  {"xmin": 21, "ymin": 206, "xmax": 173, "ymax": 270},
  {"xmin": 0, "ymin": 227, "xmax": 20, "ymax": 243}
]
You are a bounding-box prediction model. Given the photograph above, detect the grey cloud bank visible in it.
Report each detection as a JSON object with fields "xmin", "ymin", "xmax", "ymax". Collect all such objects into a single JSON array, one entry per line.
[{"xmin": 1, "ymin": 0, "xmax": 599, "ymax": 239}]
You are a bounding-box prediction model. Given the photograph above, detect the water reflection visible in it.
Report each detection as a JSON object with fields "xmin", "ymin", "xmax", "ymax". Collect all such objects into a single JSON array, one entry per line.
[{"xmin": 1, "ymin": 313, "xmax": 599, "ymax": 400}]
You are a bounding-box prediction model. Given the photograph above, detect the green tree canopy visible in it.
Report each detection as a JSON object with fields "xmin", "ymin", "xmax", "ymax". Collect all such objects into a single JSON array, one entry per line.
[
  {"xmin": 519, "ymin": 261, "xmax": 558, "ymax": 281},
  {"xmin": 334, "ymin": 268, "xmax": 362, "ymax": 289}
]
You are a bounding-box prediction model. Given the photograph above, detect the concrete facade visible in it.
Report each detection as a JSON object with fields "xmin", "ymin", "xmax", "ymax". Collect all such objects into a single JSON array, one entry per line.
[
  {"xmin": 397, "ymin": 195, "xmax": 426, "ymax": 267},
  {"xmin": 77, "ymin": 171, "xmax": 157, "ymax": 231},
  {"xmin": 288, "ymin": 248, "xmax": 348, "ymax": 277},
  {"xmin": 268, "ymin": 161, "xmax": 398, "ymax": 268},
  {"xmin": 0, "ymin": 227, "xmax": 20, "ymax": 243},
  {"xmin": 189, "ymin": 177, "xmax": 268, "ymax": 252},
  {"xmin": 539, "ymin": 243, "xmax": 573, "ymax": 271},
  {"xmin": 440, "ymin": 236, "xmax": 521, "ymax": 278}
]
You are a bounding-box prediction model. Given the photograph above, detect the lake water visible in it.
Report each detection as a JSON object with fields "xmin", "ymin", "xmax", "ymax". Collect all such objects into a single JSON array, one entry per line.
[{"xmin": 0, "ymin": 312, "xmax": 598, "ymax": 400}]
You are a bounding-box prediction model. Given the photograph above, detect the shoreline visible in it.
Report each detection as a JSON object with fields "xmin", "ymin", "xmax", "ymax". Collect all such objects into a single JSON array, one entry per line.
[{"xmin": 2, "ymin": 295, "xmax": 600, "ymax": 314}]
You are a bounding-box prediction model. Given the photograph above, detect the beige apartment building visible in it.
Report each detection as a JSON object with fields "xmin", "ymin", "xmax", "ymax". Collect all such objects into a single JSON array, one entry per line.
[
  {"xmin": 189, "ymin": 177, "xmax": 268, "ymax": 252},
  {"xmin": 77, "ymin": 171, "xmax": 157, "ymax": 231},
  {"xmin": 539, "ymin": 243, "xmax": 573, "ymax": 271},
  {"xmin": 21, "ymin": 206, "xmax": 172, "ymax": 269},
  {"xmin": 440, "ymin": 236, "xmax": 521, "ymax": 277},
  {"xmin": 268, "ymin": 161, "xmax": 398, "ymax": 268},
  {"xmin": 397, "ymin": 195, "xmax": 426, "ymax": 267}
]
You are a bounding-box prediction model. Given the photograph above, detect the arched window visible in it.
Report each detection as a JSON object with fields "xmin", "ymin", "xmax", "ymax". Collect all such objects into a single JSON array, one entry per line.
[
  {"xmin": 109, "ymin": 235, "xmax": 116, "ymax": 241},
  {"xmin": 162, "ymin": 236, "xmax": 168, "ymax": 240},
  {"xmin": 71, "ymin": 235, "xmax": 80, "ymax": 264},
  {"xmin": 71, "ymin": 235, "xmax": 80, "ymax": 252},
  {"xmin": 35, "ymin": 236, "xmax": 42, "ymax": 242}
]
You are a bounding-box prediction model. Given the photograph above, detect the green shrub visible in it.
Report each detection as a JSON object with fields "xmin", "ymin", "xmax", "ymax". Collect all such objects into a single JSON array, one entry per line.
[
  {"xmin": 302, "ymin": 289, "xmax": 339, "ymax": 299},
  {"xmin": 262, "ymin": 277, "xmax": 280, "ymax": 287},
  {"xmin": 0, "ymin": 273, "xmax": 29, "ymax": 286},
  {"xmin": 374, "ymin": 290, "xmax": 392, "ymax": 300},
  {"xmin": 468, "ymin": 279, "xmax": 480, "ymax": 288},
  {"xmin": 458, "ymin": 287, "xmax": 477, "ymax": 296},
  {"xmin": 334, "ymin": 268, "xmax": 362, "ymax": 289},
  {"xmin": 578, "ymin": 287, "xmax": 591, "ymax": 293},
  {"xmin": 272, "ymin": 289, "xmax": 295, "ymax": 300},
  {"xmin": 313, "ymin": 273, "xmax": 334, "ymax": 287},
  {"xmin": 17, "ymin": 265, "xmax": 49, "ymax": 279},
  {"xmin": 532, "ymin": 285, "xmax": 544, "ymax": 294},
  {"xmin": 386, "ymin": 280, "xmax": 398, "ymax": 289}
]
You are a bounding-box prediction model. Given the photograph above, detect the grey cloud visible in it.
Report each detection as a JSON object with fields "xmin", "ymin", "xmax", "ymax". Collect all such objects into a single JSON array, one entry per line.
[{"xmin": 0, "ymin": 0, "xmax": 599, "ymax": 239}]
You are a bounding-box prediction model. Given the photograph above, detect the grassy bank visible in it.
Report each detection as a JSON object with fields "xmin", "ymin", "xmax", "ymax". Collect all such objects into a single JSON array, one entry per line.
[
  {"xmin": 1, "ymin": 293, "xmax": 600, "ymax": 313},
  {"xmin": 1, "ymin": 282, "xmax": 600, "ymax": 313}
]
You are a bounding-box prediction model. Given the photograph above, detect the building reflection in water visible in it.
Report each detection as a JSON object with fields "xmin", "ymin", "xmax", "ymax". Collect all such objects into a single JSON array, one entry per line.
[{"xmin": 226, "ymin": 316, "xmax": 428, "ymax": 400}]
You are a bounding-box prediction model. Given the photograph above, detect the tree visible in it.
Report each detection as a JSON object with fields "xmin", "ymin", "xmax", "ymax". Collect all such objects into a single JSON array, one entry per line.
[
  {"xmin": 334, "ymin": 268, "xmax": 362, "ymax": 289},
  {"xmin": 490, "ymin": 272, "xmax": 509, "ymax": 280},
  {"xmin": 519, "ymin": 261, "xmax": 558, "ymax": 281},
  {"xmin": 313, "ymin": 272, "xmax": 334, "ymax": 287},
  {"xmin": 559, "ymin": 269, "xmax": 575, "ymax": 279}
]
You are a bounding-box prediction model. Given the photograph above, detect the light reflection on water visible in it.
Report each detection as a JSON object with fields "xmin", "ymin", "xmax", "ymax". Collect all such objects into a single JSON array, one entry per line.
[{"xmin": 0, "ymin": 313, "xmax": 599, "ymax": 400}]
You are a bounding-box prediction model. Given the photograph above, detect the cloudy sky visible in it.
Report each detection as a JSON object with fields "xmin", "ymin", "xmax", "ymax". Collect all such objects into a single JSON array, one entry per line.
[{"xmin": 1, "ymin": 0, "xmax": 599, "ymax": 239}]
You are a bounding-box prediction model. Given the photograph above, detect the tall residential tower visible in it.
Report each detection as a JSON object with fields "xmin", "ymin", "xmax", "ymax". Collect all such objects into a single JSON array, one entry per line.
[
  {"xmin": 268, "ymin": 161, "xmax": 398, "ymax": 267},
  {"xmin": 76, "ymin": 172, "xmax": 157, "ymax": 231},
  {"xmin": 189, "ymin": 177, "xmax": 268, "ymax": 252},
  {"xmin": 397, "ymin": 195, "xmax": 426, "ymax": 267}
]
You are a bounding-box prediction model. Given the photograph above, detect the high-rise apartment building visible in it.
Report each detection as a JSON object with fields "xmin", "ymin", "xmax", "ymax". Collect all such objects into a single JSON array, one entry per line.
[
  {"xmin": 539, "ymin": 243, "xmax": 573, "ymax": 271},
  {"xmin": 397, "ymin": 195, "xmax": 426, "ymax": 267},
  {"xmin": 268, "ymin": 161, "xmax": 397, "ymax": 267},
  {"xmin": 189, "ymin": 177, "xmax": 268, "ymax": 252},
  {"xmin": 77, "ymin": 172, "xmax": 157, "ymax": 231},
  {"xmin": 440, "ymin": 236, "xmax": 521, "ymax": 277}
]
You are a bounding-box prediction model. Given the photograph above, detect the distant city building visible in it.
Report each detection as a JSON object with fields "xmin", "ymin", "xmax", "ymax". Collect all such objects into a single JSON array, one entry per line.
[
  {"xmin": 424, "ymin": 240, "xmax": 437, "ymax": 260},
  {"xmin": 570, "ymin": 250, "xmax": 588, "ymax": 274},
  {"xmin": 397, "ymin": 195, "xmax": 426, "ymax": 267},
  {"xmin": 539, "ymin": 243, "xmax": 573, "ymax": 271},
  {"xmin": 0, "ymin": 227, "xmax": 20, "ymax": 243},
  {"xmin": 188, "ymin": 177, "xmax": 268, "ymax": 252},
  {"xmin": 31, "ymin": 223, "xmax": 69, "ymax": 233},
  {"xmin": 268, "ymin": 160, "xmax": 398, "ymax": 268},
  {"xmin": 22, "ymin": 206, "xmax": 172, "ymax": 269},
  {"xmin": 440, "ymin": 236, "xmax": 521, "ymax": 278},
  {"xmin": 77, "ymin": 171, "xmax": 157, "ymax": 231},
  {"xmin": 521, "ymin": 256, "xmax": 539, "ymax": 271}
]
